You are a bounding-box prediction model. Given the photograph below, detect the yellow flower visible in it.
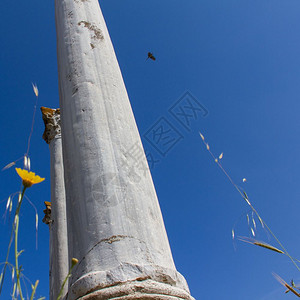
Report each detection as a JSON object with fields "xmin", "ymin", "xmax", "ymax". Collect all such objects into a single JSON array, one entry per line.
[{"xmin": 15, "ymin": 168, "xmax": 45, "ymax": 188}]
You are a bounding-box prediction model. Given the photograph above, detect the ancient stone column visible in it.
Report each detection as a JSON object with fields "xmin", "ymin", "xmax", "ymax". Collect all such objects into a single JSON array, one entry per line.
[
  {"xmin": 55, "ymin": 1, "xmax": 194, "ymax": 299},
  {"xmin": 41, "ymin": 107, "xmax": 69, "ymax": 300}
]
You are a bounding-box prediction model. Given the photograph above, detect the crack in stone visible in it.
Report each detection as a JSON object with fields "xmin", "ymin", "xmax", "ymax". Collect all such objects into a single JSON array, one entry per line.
[
  {"xmin": 76, "ymin": 235, "xmax": 134, "ymax": 269},
  {"xmin": 74, "ymin": 0, "xmax": 90, "ymax": 3},
  {"xmin": 72, "ymin": 235, "xmax": 155, "ymax": 284},
  {"xmin": 101, "ymin": 235, "xmax": 129, "ymax": 244}
]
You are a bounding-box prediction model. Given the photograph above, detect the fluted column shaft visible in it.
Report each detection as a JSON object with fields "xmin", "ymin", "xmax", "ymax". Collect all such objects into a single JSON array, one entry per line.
[
  {"xmin": 55, "ymin": 1, "xmax": 194, "ymax": 299},
  {"xmin": 41, "ymin": 107, "xmax": 69, "ymax": 300}
]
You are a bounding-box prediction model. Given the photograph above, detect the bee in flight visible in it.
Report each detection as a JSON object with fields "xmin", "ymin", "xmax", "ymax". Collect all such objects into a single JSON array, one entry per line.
[{"xmin": 146, "ymin": 52, "xmax": 156, "ymax": 61}]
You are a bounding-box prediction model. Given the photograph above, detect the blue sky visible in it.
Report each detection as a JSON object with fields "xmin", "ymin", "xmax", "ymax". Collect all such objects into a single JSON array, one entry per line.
[{"xmin": 1, "ymin": 0, "xmax": 300, "ymax": 299}]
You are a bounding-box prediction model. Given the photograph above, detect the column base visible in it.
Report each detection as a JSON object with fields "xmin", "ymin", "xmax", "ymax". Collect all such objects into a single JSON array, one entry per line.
[
  {"xmin": 78, "ymin": 279, "xmax": 194, "ymax": 300},
  {"xmin": 66, "ymin": 263, "xmax": 194, "ymax": 300}
]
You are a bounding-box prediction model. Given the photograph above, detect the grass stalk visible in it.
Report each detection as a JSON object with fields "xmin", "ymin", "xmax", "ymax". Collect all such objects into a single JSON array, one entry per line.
[
  {"xmin": 199, "ymin": 132, "xmax": 300, "ymax": 272},
  {"xmin": 14, "ymin": 186, "xmax": 26, "ymax": 300}
]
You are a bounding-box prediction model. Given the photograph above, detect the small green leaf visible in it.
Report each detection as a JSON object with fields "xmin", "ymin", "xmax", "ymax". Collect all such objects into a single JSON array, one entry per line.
[
  {"xmin": 30, "ymin": 280, "xmax": 39, "ymax": 300},
  {"xmin": 17, "ymin": 250, "xmax": 24, "ymax": 257}
]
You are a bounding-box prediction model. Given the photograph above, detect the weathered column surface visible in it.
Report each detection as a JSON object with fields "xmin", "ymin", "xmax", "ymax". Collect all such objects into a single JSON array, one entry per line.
[
  {"xmin": 41, "ymin": 107, "xmax": 69, "ymax": 300},
  {"xmin": 55, "ymin": 1, "xmax": 194, "ymax": 299}
]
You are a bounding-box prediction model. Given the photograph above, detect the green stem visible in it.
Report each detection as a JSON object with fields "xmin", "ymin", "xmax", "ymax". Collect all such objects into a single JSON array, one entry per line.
[
  {"xmin": 56, "ymin": 264, "xmax": 76, "ymax": 300},
  {"xmin": 0, "ymin": 188, "xmax": 26, "ymax": 296},
  {"xmin": 14, "ymin": 186, "xmax": 26, "ymax": 300}
]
